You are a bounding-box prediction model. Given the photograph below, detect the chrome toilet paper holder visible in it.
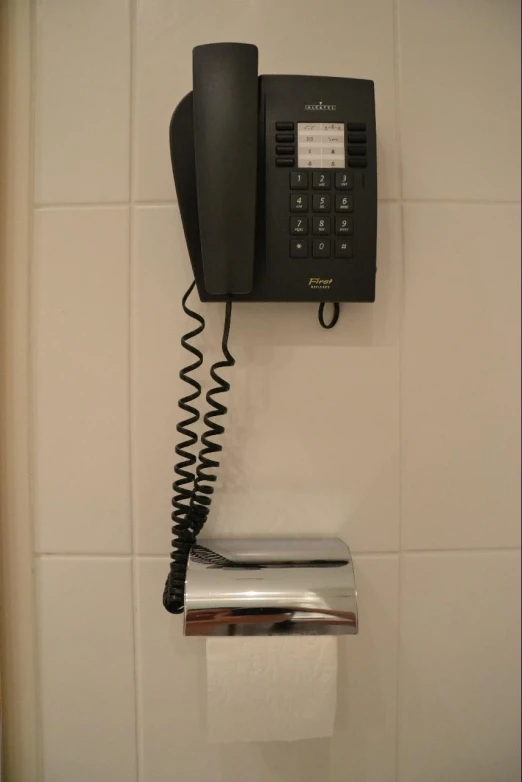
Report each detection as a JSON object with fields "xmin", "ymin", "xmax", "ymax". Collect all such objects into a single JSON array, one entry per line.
[{"xmin": 183, "ymin": 537, "xmax": 358, "ymax": 637}]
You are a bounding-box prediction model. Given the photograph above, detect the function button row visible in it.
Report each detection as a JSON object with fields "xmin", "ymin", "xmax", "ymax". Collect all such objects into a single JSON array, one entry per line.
[
  {"xmin": 290, "ymin": 194, "xmax": 354, "ymax": 212},
  {"xmin": 346, "ymin": 122, "xmax": 367, "ymax": 167},
  {"xmin": 290, "ymin": 239, "xmax": 353, "ymax": 259},
  {"xmin": 275, "ymin": 121, "xmax": 295, "ymax": 166},
  {"xmin": 289, "ymin": 216, "xmax": 354, "ymax": 236},
  {"xmin": 289, "ymin": 171, "xmax": 354, "ymax": 191}
]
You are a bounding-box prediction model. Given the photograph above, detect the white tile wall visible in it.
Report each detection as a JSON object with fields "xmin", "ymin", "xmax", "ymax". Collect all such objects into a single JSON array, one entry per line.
[
  {"xmin": 400, "ymin": 0, "xmax": 521, "ymax": 202},
  {"xmin": 398, "ymin": 552, "xmax": 521, "ymax": 782},
  {"xmin": 34, "ymin": 0, "xmax": 131, "ymax": 204},
  {"xmin": 402, "ymin": 204, "xmax": 521, "ymax": 550},
  {"xmin": 38, "ymin": 557, "xmax": 137, "ymax": 782},
  {"xmin": 33, "ymin": 207, "xmax": 131, "ymax": 554},
  {"xmin": 28, "ymin": 1, "xmax": 520, "ymax": 781}
]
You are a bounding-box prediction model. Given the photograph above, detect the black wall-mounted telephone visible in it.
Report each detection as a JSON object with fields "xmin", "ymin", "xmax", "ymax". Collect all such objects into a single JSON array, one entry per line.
[
  {"xmin": 163, "ymin": 43, "xmax": 378, "ymax": 614},
  {"xmin": 170, "ymin": 42, "xmax": 377, "ymax": 304}
]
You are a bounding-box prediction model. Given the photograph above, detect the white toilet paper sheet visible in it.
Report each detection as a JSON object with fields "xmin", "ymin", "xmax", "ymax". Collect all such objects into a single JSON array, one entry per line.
[{"xmin": 206, "ymin": 635, "xmax": 338, "ymax": 743}]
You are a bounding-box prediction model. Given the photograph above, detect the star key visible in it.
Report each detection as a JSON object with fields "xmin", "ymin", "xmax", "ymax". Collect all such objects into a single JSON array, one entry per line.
[{"xmin": 290, "ymin": 239, "xmax": 308, "ymax": 258}]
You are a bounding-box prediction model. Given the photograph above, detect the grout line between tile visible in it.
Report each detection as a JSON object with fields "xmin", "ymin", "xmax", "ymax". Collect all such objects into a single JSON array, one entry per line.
[
  {"xmin": 32, "ymin": 196, "xmax": 522, "ymax": 212},
  {"xmin": 127, "ymin": 1, "xmax": 142, "ymax": 779},
  {"xmin": 402, "ymin": 198, "xmax": 521, "ymax": 205},
  {"xmin": 35, "ymin": 197, "xmax": 522, "ymax": 211},
  {"xmin": 394, "ymin": 0, "xmax": 405, "ymax": 775},
  {"xmin": 33, "ymin": 545, "xmax": 521, "ymax": 560},
  {"xmin": 33, "ymin": 201, "xmax": 131, "ymax": 209},
  {"xmin": 29, "ymin": 0, "xmax": 45, "ymax": 775}
]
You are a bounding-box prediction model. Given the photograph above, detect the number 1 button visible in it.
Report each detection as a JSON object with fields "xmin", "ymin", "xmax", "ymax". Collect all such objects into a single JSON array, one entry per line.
[{"xmin": 290, "ymin": 172, "xmax": 308, "ymax": 190}]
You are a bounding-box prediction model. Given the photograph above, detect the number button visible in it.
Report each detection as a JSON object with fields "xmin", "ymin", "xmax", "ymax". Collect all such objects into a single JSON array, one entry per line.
[
  {"xmin": 290, "ymin": 239, "xmax": 308, "ymax": 258},
  {"xmin": 335, "ymin": 216, "xmax": 353, "ymax": 235},
  {"xmin": 335, "ymin": 172, "xmax": 353, "ymax": 190},
  {"xmin": 290, "ymin": 216, "xmax": 308, "ymax": 235},
  {"xmin": 335, "ymin": 239, "xmax": 353, "ymax": 258},
  {"xmin": 289, "ymin": 172, "xmax": 308, "ymax": 190},
  {"xmin": 290, "ymin": 194, "xmax": 308, "ymax": 212},
  {"xmin": 312, "ymin": 172, "xmax": 331, "ymax": 190},
  {"xmin": 313, "ymin": 216, "xmax": 330, "ymax": 235},
  {"xmin": 335, "ymin": 194, "xmax": 353, "ymax": 212},
  {"xmin": 312, "ymin": 194, "xmax": 331, "ymax": 212},
  {"xmin": 313, "ymin": 239, "xmax": 330, "ymax": 258}
]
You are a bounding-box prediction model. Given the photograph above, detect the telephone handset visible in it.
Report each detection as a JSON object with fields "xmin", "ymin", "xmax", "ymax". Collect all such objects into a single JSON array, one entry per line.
[{"xmin": 163, "ymin": 44, "xmax": 377, "ymax": 613}]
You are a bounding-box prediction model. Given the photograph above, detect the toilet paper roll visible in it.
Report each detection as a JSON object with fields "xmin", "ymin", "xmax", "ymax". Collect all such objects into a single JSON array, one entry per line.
[{"xmin": 206, "ymin": 635, "xmax": 337, "ymax": 743}]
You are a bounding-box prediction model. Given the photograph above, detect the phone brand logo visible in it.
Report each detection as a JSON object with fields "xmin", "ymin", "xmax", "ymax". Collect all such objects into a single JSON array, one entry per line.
[
  {"xmin": 304, "ymin": 101, "xmax": 336, "ymax": 111},
  {"xmin": 309, "ymin": 277, "xmax": 333, "ymax": 289}
]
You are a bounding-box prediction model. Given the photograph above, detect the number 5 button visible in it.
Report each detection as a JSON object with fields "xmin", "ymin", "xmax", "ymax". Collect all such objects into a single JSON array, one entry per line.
[
  {"xmin": 312, "ymin": 194, "xmax": 331, "ymax": 212},
  {"xmin": 335, "ymin": 194, "xmax": 353, "ymax": 212}
]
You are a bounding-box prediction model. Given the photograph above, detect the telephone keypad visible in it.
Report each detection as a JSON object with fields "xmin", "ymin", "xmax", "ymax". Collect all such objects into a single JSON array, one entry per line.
[
  {"xmin": 290, "ymin": 194, "xmax": 308, "ymax": 212},
  {"xmin": 286, "ymin": 161, "xmax": 356, "ymax": 259},
  {"xmin": 313, "ymin": 216, "xmax": 330, "ymax": 235},
  {"xmin": 312, "ymin": 172, "xmax": 331, "ymax": 190},
  {"xmin": 312, "ymin": 194, "xmax": 331, "ymax": 212},
  {"xmin": 290, "ymin": 216, "xmax": 308, "ymax": 235}
]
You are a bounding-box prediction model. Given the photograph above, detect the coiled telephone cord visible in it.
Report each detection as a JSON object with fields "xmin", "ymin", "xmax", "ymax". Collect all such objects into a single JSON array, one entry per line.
[
  {"xmin": 163, "ymin": 284, "xmax": 338, "ymax": 613},
  {"xmin": 163, "ymin": 281, "xmax": 234, "ymax": 614}
]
